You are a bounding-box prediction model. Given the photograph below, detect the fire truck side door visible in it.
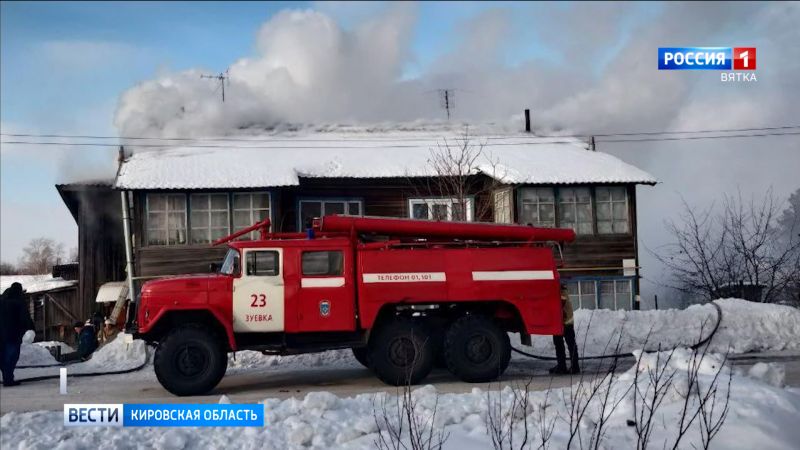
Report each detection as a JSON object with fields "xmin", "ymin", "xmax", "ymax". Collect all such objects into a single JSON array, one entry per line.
[
  {"xmin": 296, "ymin": 248, "xmax": 355, "ymax": 332},
  {"xmin": 232, "ymin": 248, "xmax": 284, "ymax": 332}
]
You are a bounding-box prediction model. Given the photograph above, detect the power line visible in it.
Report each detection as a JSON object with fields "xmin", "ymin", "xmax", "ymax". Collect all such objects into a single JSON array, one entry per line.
[
  {"xmin": 2, "ymin": 130, "xmax": 799, "ymax": 150},
  {"xmin": 2, "ymin": 125, "xmax": 800, "ymax": 144}
]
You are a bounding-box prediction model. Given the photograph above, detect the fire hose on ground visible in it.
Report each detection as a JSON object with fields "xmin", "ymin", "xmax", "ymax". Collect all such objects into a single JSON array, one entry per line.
[{"xmin": 11, "ymin": 302, "xmax": 724, "ymax": 384}]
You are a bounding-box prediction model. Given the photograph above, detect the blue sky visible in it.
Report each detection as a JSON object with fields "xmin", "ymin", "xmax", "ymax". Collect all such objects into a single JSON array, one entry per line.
[{"xmin": 0, "ymin": 1, "xmax": 570, "ymax": 263}]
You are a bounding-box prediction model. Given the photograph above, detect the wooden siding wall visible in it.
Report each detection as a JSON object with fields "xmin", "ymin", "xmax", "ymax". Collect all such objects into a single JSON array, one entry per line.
[
  {"xmin": 73, "ymin": 188, "xmax": 126, "ymax": 320},
  {"xmin": 130, "ymin": 180, "xmax": 640, "ymax": 281},
  {"xmin": 29, "ymin": 287, "xmax": 81, "ymax": 345}
]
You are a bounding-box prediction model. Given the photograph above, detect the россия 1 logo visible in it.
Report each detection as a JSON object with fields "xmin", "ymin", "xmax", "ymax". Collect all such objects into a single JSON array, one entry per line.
[{"xmin": 658, "ymin": 47, "xmax": 757, "ymax": 82}]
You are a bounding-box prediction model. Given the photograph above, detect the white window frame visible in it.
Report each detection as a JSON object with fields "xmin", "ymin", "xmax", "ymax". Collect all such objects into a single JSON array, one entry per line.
[
  {"xmin": 567, "ymin": 280, "xmax": 598, "ymax": 310},
  {"xmin": 408, "ymin": 197, "xmax": 474, "ymax": 221},
  {"xmin": 233, "ymin": 192, "xmax": 272, "ymax": 241},
  {"xmin": 190, "ymin": 193, "xmax": 230, "ymax": 244},
  {"xmin": 493, "ymin": 189, "xmax": 513, "ymax": 224},
  {"xmin": 146, "ymin": 193, "xmax": 187, "ymax": 246},
  {"xmin": 596, "ymin": 186, "xmax": 630, "ymax": 235},
  {"xmin": 518, "ymin": 187, "xmax": 556, "ymax": 227},
  {"xmin": 598, "ymin": 279, "xmax": 633, "ymax": 310},
  {"xmin": 558, "ymin": 187, "xmax": 594, "ymax": 235},
  {"xmin": 298, "ymin": 199, "xmax": 363, "ymax": 229}
]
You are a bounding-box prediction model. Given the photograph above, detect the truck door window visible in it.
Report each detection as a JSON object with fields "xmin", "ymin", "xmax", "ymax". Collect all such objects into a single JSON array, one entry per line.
[
  {"xmin": 246, "ymin": 251, "xmax": 279, "ymax": 276},
  {"xmin": 302, "ymin": 251, "xmax": 343, "ymax": 276},
  {"xmin": 220, "ymin": 248, "xmax": 240, "ymax": 275}
]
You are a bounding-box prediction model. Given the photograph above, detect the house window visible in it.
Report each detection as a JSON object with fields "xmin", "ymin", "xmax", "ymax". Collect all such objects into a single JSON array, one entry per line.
[
  {"xmin": 518, "ymin": 188, "xmax": 555, "ymax": 227},
  {"xmin": 566, "ymin": 280, "xmax": 597, "ymax": 309},
  {"xmin": 299, "ymin": 200, "xmax": 362, "ymax": 229},
  {"xmin": 493, "ymin": 189, "xmax": 513, "ymax": 223},
  {"xmin": 599, "ymin": 279, "xmax": 632, "ymax": 310},
  {"xmin": 302, "ymin": 251, "xmax": 344, "ymax": 276},
  {"xmin": 190, "ymin": 194, "xmax": 230, "ymax": 244},
  {"xmin": 233, "ymin": 193, "xmax": 271, "ymax": 240},
  {"xmin": 246, "ymin": 250, "xmax": 279, "ymax": 276},
  {"xmin": 596, "ymin": 187, "xmax": 629, "ymax": 234},
  {"xmin": 408, "ymin": 198, "xmax": 474, "ymax": 221},
  {"xmin": 146, "ymin": 194, "xmax": 187, "ymax": 245},
  {"xmin": 558, "ymin": 187, "xmax": 593, "ymax": 235}
]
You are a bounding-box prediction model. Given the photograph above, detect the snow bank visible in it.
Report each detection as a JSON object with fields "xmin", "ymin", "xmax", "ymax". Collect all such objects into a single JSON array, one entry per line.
[
  {"xmin": 2, "ymin": 348, "xmax": 799, "ymax": 450},
  {"xmin": 14, "ymin": 334, "xmax": 147, "ymax": 378},
  {"xmin": 518, "ymin": 298, "xmax": 800, "ymax": 359},
  {"xmin": 17, "ymin": 341, "xmax": 59, "ymax": 367}
]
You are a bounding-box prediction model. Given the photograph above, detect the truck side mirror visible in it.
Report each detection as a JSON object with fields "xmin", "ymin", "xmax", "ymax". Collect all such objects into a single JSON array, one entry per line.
[{"xmin": 209, "ymin": 263, "xmax": 219, "ymax": 273}]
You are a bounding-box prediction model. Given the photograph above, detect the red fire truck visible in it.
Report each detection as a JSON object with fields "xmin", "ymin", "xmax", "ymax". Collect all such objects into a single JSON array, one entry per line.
[{"xmin": 133, "ymin": 215, "xmax": 575, "ymax": 396}]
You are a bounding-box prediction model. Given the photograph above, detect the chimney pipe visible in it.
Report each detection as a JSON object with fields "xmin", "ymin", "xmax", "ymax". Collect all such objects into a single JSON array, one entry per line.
[{"xmin": 524, "ymin": 109, "xmax": 531, "ymax": 133}]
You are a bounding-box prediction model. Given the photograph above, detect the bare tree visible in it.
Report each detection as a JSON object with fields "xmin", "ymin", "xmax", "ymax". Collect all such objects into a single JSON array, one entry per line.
[
  {"xmin": 18, "ymin": 237, "xmax": 64, "ymax": 274},
  {"xmin": 411, "ymin": 128, "xmax": 507, "ymax": 222},
  {"xmin": 653, "ymin": 189, "xmax": 800, "ymax": 303},
  {"xmin": 0, "ymin": 261, "xmax": 18, "ymax": 275}
]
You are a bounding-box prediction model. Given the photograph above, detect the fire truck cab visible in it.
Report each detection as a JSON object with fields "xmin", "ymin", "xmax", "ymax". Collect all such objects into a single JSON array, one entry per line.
[{"xmin": 134, "ymin": 215, "xmax": 575, "ymax": 396}]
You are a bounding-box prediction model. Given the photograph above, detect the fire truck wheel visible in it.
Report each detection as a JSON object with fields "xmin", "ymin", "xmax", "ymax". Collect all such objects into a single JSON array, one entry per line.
[
  {"xmin": 351, "ymin": 347, "xmax": 371, "ymax": 369},
  {"xmin": 154, "ymin": 326, "xmax": 228, "ymax": 396},
  {"xmin": 444, "ymin": 315, "xmax": 510, "ymax": 383},
  {"xmin": 369, "ymin": 318, "xmax": 435, "ymax": 386}
]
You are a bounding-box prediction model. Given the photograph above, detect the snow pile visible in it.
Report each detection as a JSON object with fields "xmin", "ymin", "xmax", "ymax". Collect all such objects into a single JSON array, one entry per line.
[
  {"xmin": 3, "ymin": 348, "xmax": 799, "ymax": 449},
  {"xmin": 748, "ymin": 362, "xmax": 786, "ymax": 388},
  {"xmin": 81, "ymin": 334, "xmax": 147, "ymax": 371},
  {"xmin": 518, "ymin": 298, "xmax": 800, "ymax": 358},
  {"xmin": 17, "ymin": 331, "xmax": 60, "ymax": 367},
  {"xmin": 15, "ymin": 334, "xmax": 147, "ymax": 378}
]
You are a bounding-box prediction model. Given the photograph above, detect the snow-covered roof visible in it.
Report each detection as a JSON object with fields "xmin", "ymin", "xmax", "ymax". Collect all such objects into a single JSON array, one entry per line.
[
  {"xmin": 0, "ymin": 275, "xmax": 77, "ymax": 294},
  {"xmin": 115, "ymin": 129, "xmax": 657, "ymax": 190}
]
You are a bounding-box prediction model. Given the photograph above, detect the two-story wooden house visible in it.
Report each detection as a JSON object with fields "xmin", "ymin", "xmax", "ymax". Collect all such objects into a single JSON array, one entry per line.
[{"xmin": 58, "ymin": 127, "xmax": 656, "ymax": 315}]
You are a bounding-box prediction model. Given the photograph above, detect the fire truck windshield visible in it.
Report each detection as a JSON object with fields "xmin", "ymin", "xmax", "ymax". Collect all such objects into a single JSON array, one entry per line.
[{"xmin": 219, "ymin": 248, "xmax": 240, "ymax": 276}]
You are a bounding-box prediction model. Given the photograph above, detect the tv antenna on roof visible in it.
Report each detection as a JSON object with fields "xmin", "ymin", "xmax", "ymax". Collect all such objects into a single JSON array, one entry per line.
[
  {"xmin": 426, "ymin": 88, "xmax": 469, "ymax": 120},
  {"xmin": 437, "ymin": 88, "xmax": 454, "ymax": 120},
  {"xmin": 201, "ymin": 70, "xmax": 229, "ymax": 102}
]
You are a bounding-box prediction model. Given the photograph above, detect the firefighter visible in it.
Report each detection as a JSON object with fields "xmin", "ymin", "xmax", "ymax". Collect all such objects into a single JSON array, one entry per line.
[
  {"xmin": 100, "ymin": 319, "xmax": 119, "ymax": 346},
  {"xmin": 0, "ymin": 282, "xmax": 35, "ymax": 386},
  {"xmin": 549, "ymin": 284, "xmax": 580, "ymax": 375},
  {"xmin": 59, "ymin": 321, "xmax": 98, "ymax": 362}
]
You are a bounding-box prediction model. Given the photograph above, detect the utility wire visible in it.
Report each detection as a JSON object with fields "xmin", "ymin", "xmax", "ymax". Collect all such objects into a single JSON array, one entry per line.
[
  {"xmin": 2, "ymin": 130, "xmax": 799, "ymax": 150},
  {"xmin": 2, "ymin": 125, "xmax": 800, "ymax": 144}
]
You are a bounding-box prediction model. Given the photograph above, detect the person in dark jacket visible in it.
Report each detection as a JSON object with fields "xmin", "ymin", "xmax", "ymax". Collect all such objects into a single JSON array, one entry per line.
[
  {"xmin": 59, "ymin": 321, "xmax": 98, "ymax": 362},
  {"xmin": 549, "ymin": 284, "xmax": 580, "ymax": 375},
  {"xmin": 0, "ymin": 282, "xmax": 35, "ymax": 386}
]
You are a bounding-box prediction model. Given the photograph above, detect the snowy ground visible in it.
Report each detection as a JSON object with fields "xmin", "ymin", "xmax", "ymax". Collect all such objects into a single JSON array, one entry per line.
[
  {"xmin": 1, "ymin": 350, "xmax": 798, "ymax": 449},
  {"xmin": 1, "ymin": 298, "xmax": 799, "ymax": 449}
]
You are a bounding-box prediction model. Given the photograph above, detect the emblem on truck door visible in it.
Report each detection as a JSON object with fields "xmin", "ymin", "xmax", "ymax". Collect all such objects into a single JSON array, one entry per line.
[{"xmin": 319, "ymin": 300, "xmax": 331, "ymax": 317}]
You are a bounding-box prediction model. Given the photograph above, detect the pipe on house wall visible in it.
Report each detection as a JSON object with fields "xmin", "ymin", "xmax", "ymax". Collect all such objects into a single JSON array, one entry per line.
[{"xmin": 120, "ymin": 190, "xmax": 136, "ymax": 315}]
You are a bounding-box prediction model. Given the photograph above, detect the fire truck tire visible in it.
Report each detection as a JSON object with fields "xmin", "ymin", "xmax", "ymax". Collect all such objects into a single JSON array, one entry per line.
[
  {"xmin": 444, "ymin": 315, "xmax": 511, "ymax": 383},
  {"xmin": 351, "ymin": 347, "xmax": 371, "ymax": 369},
  {"xmin": 154, "ymin": 326, "xmax": 228, "ymax": 396},
  {"xmin": 369, "ymin": 318, "xmax": 435, "ymax": 386}
]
